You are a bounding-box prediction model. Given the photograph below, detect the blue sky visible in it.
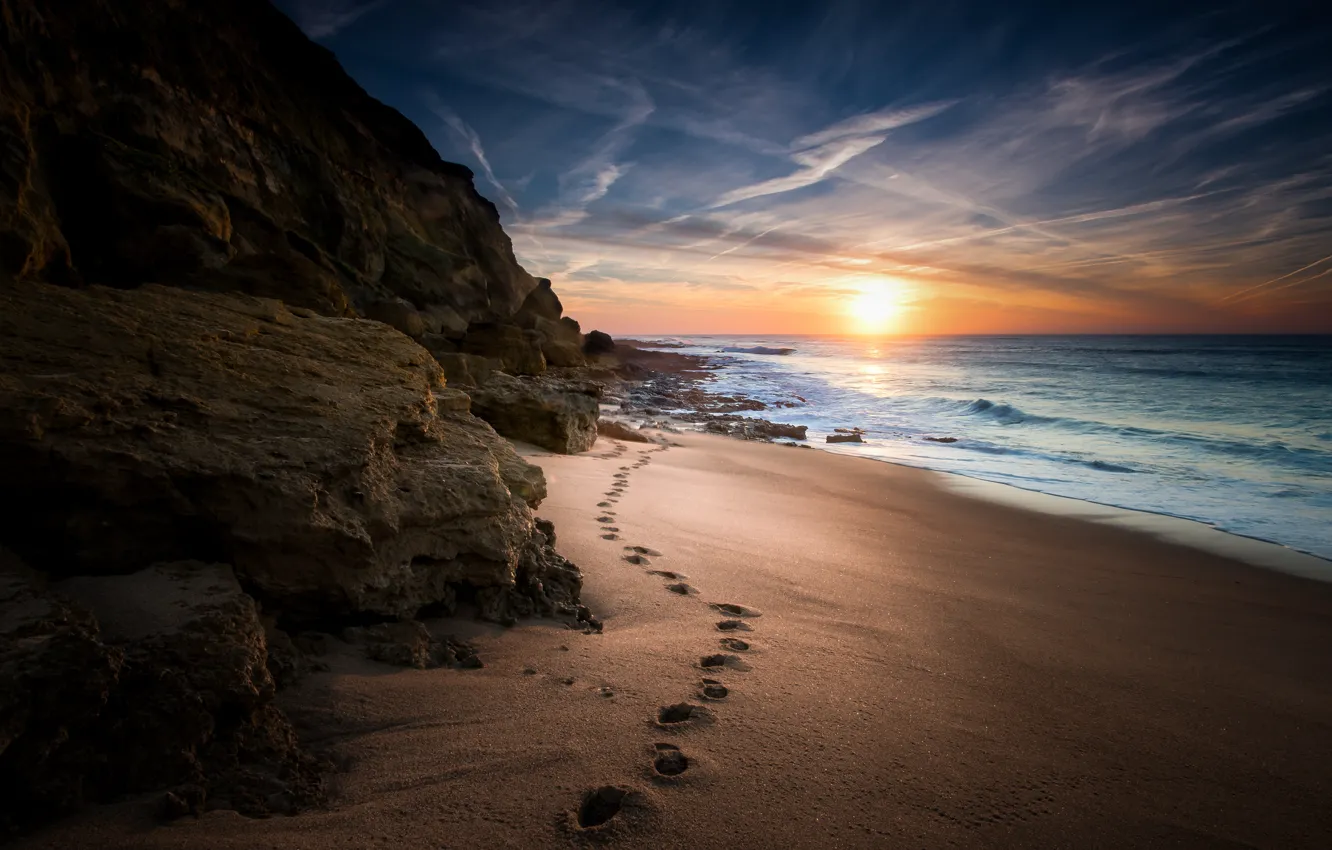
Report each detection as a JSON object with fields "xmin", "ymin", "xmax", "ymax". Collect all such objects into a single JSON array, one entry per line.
[{"xmin": 279, "ymin": 0, "xmax": 1332, "ymax": 333}]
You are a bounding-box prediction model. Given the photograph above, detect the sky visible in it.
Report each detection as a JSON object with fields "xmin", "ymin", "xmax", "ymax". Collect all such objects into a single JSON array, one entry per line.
[{"xmin": 279, "ymin": 0, "xmax": 1332, "ymax": 335}]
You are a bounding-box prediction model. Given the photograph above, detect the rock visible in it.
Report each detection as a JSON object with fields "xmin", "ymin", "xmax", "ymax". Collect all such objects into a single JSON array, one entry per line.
[
  {"xmin": 363, "ymin": 297, "xmax": 427, "ymax": 339},
  {"xmin": 533, "ymin": 315, "xmax": 586, "ymax": 368},
  {"xmin": 431, "ymin": 352, "xmax": 500, "ymax": 388},
  {"xmin": 0, "ymin": 549, "xmax": 124, "ymax": 832},
  {"xmin": 704, "ymin": 419, "xmax": 807, "ymax": 441},
  {"xmin": 421, "ymin": 305, "xmax": 469, "ymax": 338},
  {"xmin": 460, "ymin": 323, "xmax": 547, "ymax": 376},
  {"xmin": 470, "ymin": 373, "xmax": 602, "ymax": 454},
  {"xmin": 834, "ymin": 427, "xmax": 865, "ymax": 434},
  {"xmin": 923, "ymin": 436, "xmax": 959, "ymax": 443},
  {"xmin": 342, "ymin": 620, "xmax": 481, "ymax": 669},
  {"xmin": 597, "ymin": 420, "xmax": 653, "ymax": 443},
  {"xmin": 0, "ymin": 0, "xmax": 538, "ymax": 324},
  {"xmin": 583, "ymin": 330, "xmax": 616, "ymax": 356},
  {"xmin": 187, "ymin": 251, "xmax": 355, "ymax": 318},
  {"xmin": 0, "ymin": 281, "xmax": 579, "ymax": 622},
  {"xmin": 55, "ymin": 562, "xmax": 323, "ymax": 818},
  {"xmin": 514, "ymin": 278, "xmax": 564, "ymax": 327},
  {"xmin": 827, "ymin": 433, "xmax": 864, "ymax": 444}
]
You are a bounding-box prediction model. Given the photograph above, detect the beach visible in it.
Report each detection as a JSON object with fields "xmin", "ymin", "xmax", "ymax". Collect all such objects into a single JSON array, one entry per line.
[{"xmin": 23, "ymin": 431, "xmax": 1332, "ymax": 849}]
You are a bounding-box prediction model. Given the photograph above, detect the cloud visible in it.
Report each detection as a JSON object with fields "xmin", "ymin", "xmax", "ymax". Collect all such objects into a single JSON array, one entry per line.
[
  {"xmin": 291, "ymin": 0, "xmax": 386, "ymax": 39},
  {"xmin": 791, "ymin": 100, "xmax": 957, "ymax": 149},
  {"xmin": 423, "ymin": 94, "xmax": 518, "ymax": 213}
]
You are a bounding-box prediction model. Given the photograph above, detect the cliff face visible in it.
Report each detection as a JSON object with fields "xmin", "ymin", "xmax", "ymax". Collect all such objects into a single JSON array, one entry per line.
[
  {"xmin": 0, "ymin": 0, "xmax": 604, "ymax": 832},
  {"xmin": 0, "ymin": 0, "xmax": 535, "ymax": 325}
]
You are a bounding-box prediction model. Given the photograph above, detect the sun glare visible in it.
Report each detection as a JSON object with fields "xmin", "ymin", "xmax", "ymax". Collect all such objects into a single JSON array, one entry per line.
[{"xmin": 847, "ymin": 281, "xmax": 910, "ymax": 333}]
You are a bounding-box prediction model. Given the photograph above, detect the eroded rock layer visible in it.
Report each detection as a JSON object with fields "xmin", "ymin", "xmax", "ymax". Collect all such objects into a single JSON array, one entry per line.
[{"xmin": 0, "ymin": 282, "xmax": 577, "ymax": 621}]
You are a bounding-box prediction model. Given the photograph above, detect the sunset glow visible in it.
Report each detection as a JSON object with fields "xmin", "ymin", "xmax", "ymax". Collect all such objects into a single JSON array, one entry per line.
[
  {"xmin": 848, "ymin": 281, "xmax": 911, "ymax": 334},
  {"xmin": 302, "ymin": 2, "xmax": 1332, "ymax": 335}
]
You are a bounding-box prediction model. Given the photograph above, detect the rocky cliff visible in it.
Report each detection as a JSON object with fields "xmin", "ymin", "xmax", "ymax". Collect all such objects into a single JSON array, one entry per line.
[
  {"xmin": 0, "ymin": 0, "xmax": 608, "ymax": 835},
  {"xmin": 0, "ymin": 0, "xmax": 534, "ymax": 328}
]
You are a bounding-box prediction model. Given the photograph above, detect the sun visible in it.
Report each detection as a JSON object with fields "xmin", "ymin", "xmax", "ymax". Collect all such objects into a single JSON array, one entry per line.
[{"xmin": 847, "ymin": 280, "xmax": 910, "ymax": 333}]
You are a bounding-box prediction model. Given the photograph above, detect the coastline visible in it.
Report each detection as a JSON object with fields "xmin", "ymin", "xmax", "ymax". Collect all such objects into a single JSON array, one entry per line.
[
  {"xmin": 609, "ymin": 338, "xmax": 1332, "ymax": 581},
  {"xmin": 23, "ymin": 427, "xmax": 1332, "ymax": 848}
]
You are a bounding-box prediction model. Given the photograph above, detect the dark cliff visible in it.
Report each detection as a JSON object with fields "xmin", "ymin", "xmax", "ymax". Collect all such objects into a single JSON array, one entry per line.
[
  {"xmin": 0, "ymin": 0, "xmax": 604, "ymax": 834},
  {"xmin": 0, "ymin": 0, "xmax": 535, "ymax": 326}
]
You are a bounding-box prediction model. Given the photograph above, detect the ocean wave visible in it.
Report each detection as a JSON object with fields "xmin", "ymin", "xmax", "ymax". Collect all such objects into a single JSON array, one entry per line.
[
  {"xmin": 722, "ymin": 346, "xmax": 796, "ymax": 356},
  {"xmin": 959, "ymin": 398, "xmax": 1057, "ymax": 426}
]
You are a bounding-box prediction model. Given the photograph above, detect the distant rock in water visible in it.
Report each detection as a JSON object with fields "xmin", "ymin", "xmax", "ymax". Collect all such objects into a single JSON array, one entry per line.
[
  {"xmin": 722, "ymin": 346, "xmax": 796, "ymax": 355},
  {"xmin": 827, "ymin": 433, "xmax": 865, "ymax": 444},
  {"xmin": 923, "ymin": 436, "xmax": 959, "ymax": 443}
]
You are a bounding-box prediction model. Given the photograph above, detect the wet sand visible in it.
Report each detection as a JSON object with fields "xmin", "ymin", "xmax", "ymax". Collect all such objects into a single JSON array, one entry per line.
[{"xmin": 21, "ymin": 432, "xmax": 1332, "ymax": 848}]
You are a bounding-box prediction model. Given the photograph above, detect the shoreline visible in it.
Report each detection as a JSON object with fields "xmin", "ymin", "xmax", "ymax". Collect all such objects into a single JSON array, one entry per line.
[
  {"xmin": 19, "ymin": 427, "xmax": 1332, "ymax": 848},
  {"xmin": 609, "ymin": 338, "xmax": 1332, "ymax": 579}
]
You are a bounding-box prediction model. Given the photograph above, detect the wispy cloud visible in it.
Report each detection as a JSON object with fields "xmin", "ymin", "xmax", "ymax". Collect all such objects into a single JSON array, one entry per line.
[
  {"xmin": 331, "ymin": 0, "xmax": 1332, "ymax": 331},
  {"xmin": 290, "ymin": 0, "xmax": 386, "ymax": 39},
  {"xmin": 423, "ymin": 94, "xmax": 518, "ymax": 213}
]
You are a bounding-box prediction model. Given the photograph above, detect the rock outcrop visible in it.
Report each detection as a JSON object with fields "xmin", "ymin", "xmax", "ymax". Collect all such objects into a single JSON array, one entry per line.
[
  {"xmin": 597, "ymin": 420, "xmax": 654, "ymax": 443},
  {"xmin": 0, "ymin": 0, "xmax": 537, "ymax": 325},
  {"xmin": 0, "ymin": 281, "xmax": 577, "ymax": 622},
  {"xmin": 471, "ymin": 374, "xmax": 603, "ymax": 454},
  {"xmin": 1, "ymin": 553, "xmax": 322, "ymax": 831},
  {"xmin": 584, "ymin": 330, "xmax": 617, "ymax": 356},
  {"xmin": 516, "ymin": 279, "xmax": 586, "ymax": 367}
]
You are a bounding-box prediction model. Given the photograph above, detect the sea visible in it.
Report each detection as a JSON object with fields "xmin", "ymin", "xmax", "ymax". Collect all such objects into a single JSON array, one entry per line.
[{"xmin": 640, "ymin": 335, "xmax": 1332, "ymax": 563}]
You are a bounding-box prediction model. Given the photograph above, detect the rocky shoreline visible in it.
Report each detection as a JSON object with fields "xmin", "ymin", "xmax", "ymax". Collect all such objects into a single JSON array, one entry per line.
[{"xmin": 595, "ymin": 341, "xmax": 813, "ymax": 445}]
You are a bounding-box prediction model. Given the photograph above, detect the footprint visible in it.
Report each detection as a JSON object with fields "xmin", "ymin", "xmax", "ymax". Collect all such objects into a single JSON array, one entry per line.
[
  {"xmin": 597, "ymin": 501, "xmax": 613, "ymax": 508},
  {"xmin": 646, "ymin": 570, "xmax": 687, "ymax": 580},
  {"xmin": 596, "ymin": 515, "xmax": 615, "ymax": 523},
  {"xmin": 602, "ymin": 526, "xmax": 620, "ymax": 532},
  {"xmin": 665, "ymin": 582, "xmax": 698, "ymax": 595},
  {"xmin": 710, "ymin": 603, "xmax": 762, "ymax": 618},
  {"xmin": 699, "ymin": 679, "xmax": 728, "ymax": 700},
  {"xmin": 624, "ymin": 554, "xmax": 652, "ymax": 566},
  {"xmin": 625, "ymin": 545, "xmax": 662, "ymax": 556},
  {"xmin": 602, "ymin": 533, "xmax": 620, "ymax": 540},
  {"xmin": 716, "ymin": 619, "xmax": 752, "ymax": 632},
  {"xmin": 699, "ymin": 653, "xmax": 750, "ymax": 671},
  {"xmin": 613, "ymin": 473, "xmax": 629, "ymax": 479},
  {"xmin": 620, "ymin": 466, "xmax": 632, "ymax": 471},
  {"xmin": 720, "ymin": 637, "xmax": 750, "ymax": 652},
  {"xmin": 576, "ymin": 786, "xmax": 629, "ymax": 829},
  {"xmin": 656, "ymin": 703, "xmax": 705, "ymax": 726},
  {"xmin": 652, "ymin": 744, "xmax": 689, "ymax": 777}
]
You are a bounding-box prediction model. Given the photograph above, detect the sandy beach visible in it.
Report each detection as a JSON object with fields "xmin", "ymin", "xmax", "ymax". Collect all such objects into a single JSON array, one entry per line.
[{"xmin": 21, "ymin": 431, "xmax": 1332, "ymax": 849}]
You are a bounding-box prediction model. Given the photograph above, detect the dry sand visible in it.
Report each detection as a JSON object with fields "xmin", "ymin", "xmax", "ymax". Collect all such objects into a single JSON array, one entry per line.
[{"xmin": 22, "ymin": 432, "xmax": 1332, "ymax": 848}]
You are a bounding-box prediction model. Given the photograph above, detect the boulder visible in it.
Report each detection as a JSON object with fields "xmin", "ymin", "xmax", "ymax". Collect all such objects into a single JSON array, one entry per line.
[
  {"xmin": 471, "ymin": 374, "xmax": 603, "ymax": 454},
  {"xmin": 0, "ymin": 550, "xmax": 124, "ymax": 831},
  {"xmin": 584, "ymin": 330, "xmax": 617, "ymax": 355},
  {"xmin": 597, "ymin": 420, "xmax": 653, "ymax": 443},
  {"xmin": 0, "ymin": 281, "xmax": 579, "ymax": 622},
  {"xmin": 704, "ymin": 419, "xmax": 807, "ymax": 441},
  {"xmin": 56, "ymin": 562, "xmax": 322, "ymax": 818},
  {"xmin": 534, "ymin": 315, "xmax": 587, "ymax": 367},
  {"xmin": 460, "ymin": 323, "xmax": 547, "ymax": 376},
  {"xmin": 826, "ymin": 433, "xmax": 864, "ymax": 444}
]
